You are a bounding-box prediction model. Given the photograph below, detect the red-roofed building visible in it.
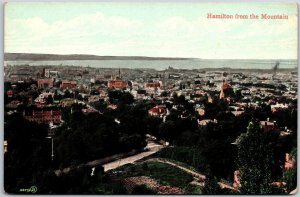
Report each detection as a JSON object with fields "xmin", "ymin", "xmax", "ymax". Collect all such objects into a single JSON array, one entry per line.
[
  {"xmin": 219, "ymin": 80, "xmax": 231, "ymax": 99},
  {"xmin": 108, "ymin": 80, "xmax": 128, "ymax": 89},
  {"xmin": 148, "ymin": 105, "xmax": 167, "ymax": 117},
  {"xmin": 23, "ymin": 110, "xmax": 62, "ymax": 124},
  {"xmin": 6, "ymin": 90, "xmax": 14, "ymax": 97},
  {"xmin": 60, "ymin": 80, "xmax": 77, "ymax": 89},
  {"xmin": 145, "ymin": 82, "xmax": 161, "ymax": 88},
  {"xmin": 38, "ymin": 79, "xmax": 54, "ymax": 89},
  {"xmin": 222, "ymin": 81, "xmax": 231, "ymax": 89}
]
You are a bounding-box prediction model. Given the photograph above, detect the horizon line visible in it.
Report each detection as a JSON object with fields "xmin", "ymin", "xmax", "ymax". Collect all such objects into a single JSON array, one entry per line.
[{"xmin": 4, "ymin": 52, "xmax": 298, "ymax": 60}]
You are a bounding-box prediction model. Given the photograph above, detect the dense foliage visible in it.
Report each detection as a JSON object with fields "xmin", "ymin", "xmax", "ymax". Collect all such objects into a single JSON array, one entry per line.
[
  {"xmin": 237, "ymin": 121, "xmax": 284, "ymax": 194},
  {"xmin": 4, "ymin": 88, "xmax": 297, "ymax": 194}
]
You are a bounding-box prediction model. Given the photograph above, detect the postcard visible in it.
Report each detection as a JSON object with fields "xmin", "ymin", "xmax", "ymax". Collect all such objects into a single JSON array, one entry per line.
[{"xmin": 4, "ymin": 2, "xmax": 297, "ymax": 195}]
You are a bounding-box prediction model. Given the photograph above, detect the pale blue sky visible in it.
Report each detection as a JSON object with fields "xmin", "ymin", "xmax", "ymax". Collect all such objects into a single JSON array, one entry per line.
[{"xmin": 5, "ymin": 2, "xmax": 298, "ymax": 59}]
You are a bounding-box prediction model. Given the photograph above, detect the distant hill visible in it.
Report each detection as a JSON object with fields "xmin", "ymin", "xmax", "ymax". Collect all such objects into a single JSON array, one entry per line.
[{"xmin": 4, "ymin": 53, "xmax": 194, "ymax": 61}]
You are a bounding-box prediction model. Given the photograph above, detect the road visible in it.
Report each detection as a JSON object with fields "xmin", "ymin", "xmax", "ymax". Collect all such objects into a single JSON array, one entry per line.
[
  {"xmin": 103, "ymin": 141, "xmax": 163, "ymax": 172},
  {"xmin": 55, "ymin": 140, "xmax": 164, "ymax": 175}
]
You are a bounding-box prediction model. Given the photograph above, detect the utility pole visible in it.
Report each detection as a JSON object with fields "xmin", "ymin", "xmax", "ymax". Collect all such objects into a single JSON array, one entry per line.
[
  {"xmin": 46, "ymin": 136, "xmax": 54, "ymax": 161},
  {"xmin": 51, "ymin": 137, "xmax": 54, "ymax": 161}
]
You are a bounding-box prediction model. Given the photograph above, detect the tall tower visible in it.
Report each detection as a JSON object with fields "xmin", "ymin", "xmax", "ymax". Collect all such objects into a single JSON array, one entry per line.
[{"xmin": 162, "ymin": 71, "xmax": 165, "ymax": 89}]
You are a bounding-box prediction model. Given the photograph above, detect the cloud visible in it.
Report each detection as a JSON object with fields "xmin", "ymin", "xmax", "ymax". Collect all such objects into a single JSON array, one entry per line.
[{"xmin": 5, "ymin": 9, "xmax": 297, "ymax": 59}]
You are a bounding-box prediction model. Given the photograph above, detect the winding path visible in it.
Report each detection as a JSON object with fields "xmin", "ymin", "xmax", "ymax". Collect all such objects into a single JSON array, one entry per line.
[{"xmin": 147, "ymin": 158, "xmax": 237, "ymax": 191}]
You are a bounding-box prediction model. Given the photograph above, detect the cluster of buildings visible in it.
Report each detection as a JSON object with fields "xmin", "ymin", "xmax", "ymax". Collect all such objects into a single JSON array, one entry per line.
[
  {"xmin": 5, "ymin": 64, "xmax": 297, "ymax": 124},
  {"xmin": 4, "ymin": 65, "xmax": 297, "ymax": 183}
]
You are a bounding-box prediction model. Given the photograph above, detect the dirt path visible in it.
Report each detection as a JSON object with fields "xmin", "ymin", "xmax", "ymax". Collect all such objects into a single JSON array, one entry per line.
[
  {"xmin": 122, "ymin": 176, "xmax": 184, "ymax": 194},
  {"xmin": 147, "ymin": 158, "xmax": 237, "ymax": 191},
  {"xmin": 149, "ymin": 158, "xmax": 206, "ymax": 180}
]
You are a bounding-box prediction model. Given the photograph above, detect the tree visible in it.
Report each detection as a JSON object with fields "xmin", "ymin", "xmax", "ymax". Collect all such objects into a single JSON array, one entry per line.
[
  {"xmin": 283, "ymin": 147, "xmax": 297, "ymax": 193},
  {"xmin": 160, "ymin": 91, "xmax": 169, "ymax": 97},
  {"xmin": 4, "ymin": 114, "xmax": 50, "ymax": 193},
  {"xmin": 234, "ymin": 89, "xmax": 243, "ymax": 101},
  {"xmin": 144, "ymin": 116, "xmax": 162, "ymax": 137},
  {"xmin": 76, "ymin": 94, "xmax": 83, "ymax": 101},
  {"xmin": 158, "ymin": 121, "xmax": 176, "ymax": 142},
  {"xmin": 64, "ymin": 90, "xmax": 71, "ymax": 98},
  {"xmin": 119, "ymin": 92, "xmax": 134, "ymax": 105},
  {"xmin": 237, "ymin": 120, "xmax": 282, "ymax": 194},
  {"xmin": 202, "ymin": 174, "xmax": 222, "ymax": 194},
  {"xmin": 132, "ymin": 185, "xmax": 156, "ymax": 194},
  {"xmin": 46, "ymin": 95, "xmax": 54, "ymax": 104},
  {"xmin": 53, "ymin": 91, "xmax": 62, "ymax": 101}
]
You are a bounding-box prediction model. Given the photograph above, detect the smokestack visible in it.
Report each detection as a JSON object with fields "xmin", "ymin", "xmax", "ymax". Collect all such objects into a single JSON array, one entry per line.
[{"xmin": 272, "ymin": 61, "xmax": 280, "ymax": 78}]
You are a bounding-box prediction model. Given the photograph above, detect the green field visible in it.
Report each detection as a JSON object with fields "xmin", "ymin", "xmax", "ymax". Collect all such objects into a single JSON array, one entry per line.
[{"xmin": 108, "ymin": 161, "xmax": 203, "ymax": 194}]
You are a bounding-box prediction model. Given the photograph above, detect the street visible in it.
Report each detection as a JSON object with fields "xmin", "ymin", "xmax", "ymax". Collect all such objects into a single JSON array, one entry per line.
[{"xmin": 103, "ymin": 141, "xmax": 164, "ymax": 171}]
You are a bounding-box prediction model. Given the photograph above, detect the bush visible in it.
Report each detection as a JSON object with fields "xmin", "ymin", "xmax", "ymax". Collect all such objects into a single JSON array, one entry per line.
[
  {"xmin": 155, "ymin": 147, "xmax": 207, "ymax": 172},
  {"xmin": 132, "ymin": 185, "xmax": 157, "ymax": 194},
  {"xmin": 184, "ymin": 184, "xmax": 203, "ymax": 194}
]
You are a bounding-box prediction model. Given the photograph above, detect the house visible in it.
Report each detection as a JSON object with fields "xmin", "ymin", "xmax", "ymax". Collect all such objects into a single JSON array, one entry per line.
[
  {"xmin": 35, "ymin": 92, "xmax": 54, "ymax": 105},
  {"xmin": 4, "ymin": 140, "xmax": 7, "ymax": 153},
  {"xmin": 231, "ymin": 111, "xmax": 244, "ymax": 116},
  {"xmin": 88, "ymin": 95, "xmax": 101, "ymax": 103},
  {"xmin": 222, "ymin": 80, "xmax": 231, "ymax": 89},
  {"xmin": 260, "ymin": 118, "xmax": 280, "ymax": 132},
  {"xmin": 197, "ymin": 119, "xmax": 217, "ymax": 126},
  {"xmin": 82, "ymin": 108, "xmax": 98, "ymax": 114},
  {"xmin": 229, "ymin": 106, "xmax": 245, "ymax": 116},
  {"xmin": 148, "ymin": 105, "xmax": 167, "ymax": 117},
  {"xmin": 219, "ymin": 80, "xmax": 231, "ymax": 99},
  {"xmin": 284, "ymin": 153, "xmax": 296, "ymax": 170},
  {"xmin": 271, "ymin": 103, "xmax": 289, "ymax": 113},
  {"xmin": 60, "ymin": 80, "xmax": 77, "ymax": 89},
  {"xmin": 107, "ymin": 104, "xmax": 118, "ymax": 110},
  {"xmin": 37, "ymin": 79, "xmax": 54, "ymax": 89},
  {"xmin": 61, "ymin": 98, "xmax": 76, "ymax": 107},
  {"xmin": 6, "ymin": 90, "xmax": 14, "ymax": 97},
  {"xmin": 196, "ymin": 108, "xmax": 205, "ymax": 116},
  {"xmin": 23, "ymin": 110, "xmax": 62, "ymax": 124},
  {"xmin": 108, "ymin": 80, "xmax": 128, "ymax": 89},
  {"xmin": 5, "ymin": 100, "xmax": 22, "ymax": 109},
  {"xmin": 145, "ymin": 82, "xmax": 161, "ymax": 88}
]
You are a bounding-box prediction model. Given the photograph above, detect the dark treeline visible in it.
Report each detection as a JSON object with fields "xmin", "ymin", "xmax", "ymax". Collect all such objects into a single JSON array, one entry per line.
[{"xmin": 4, "ymin": 89, "xmax": 297, "ymax": 194}]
